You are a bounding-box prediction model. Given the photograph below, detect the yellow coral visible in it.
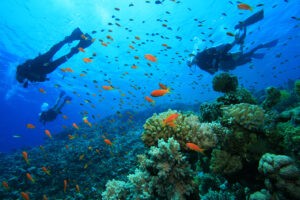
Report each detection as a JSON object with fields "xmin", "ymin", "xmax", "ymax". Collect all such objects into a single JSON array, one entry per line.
[
  {"xmin": 221, "ymin": 103, "xmax": 265, "ymax": 132},
  {"xmin": 142, "ymin": 109, "xmax": 225, "ymax": 150}
]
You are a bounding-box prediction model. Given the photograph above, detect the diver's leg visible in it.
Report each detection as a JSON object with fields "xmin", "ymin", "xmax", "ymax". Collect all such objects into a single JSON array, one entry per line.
[
  {"xmin": 43, "ymin": 28, "xmax": 84, "ymax": 60},
  {"xmin": 235, "ymin": 9, "xmax": 264, "ymax": 29},
  {"xmin": 52, "ymin": 92, "xmax": 65, "ymax": 110},
  {"xmin": 41, "ymin": 46, "xmax": 79, "ymax": 74},
  {"xmin": 56, "ymin": 96, "xmax": 72, "ymax": 112}
]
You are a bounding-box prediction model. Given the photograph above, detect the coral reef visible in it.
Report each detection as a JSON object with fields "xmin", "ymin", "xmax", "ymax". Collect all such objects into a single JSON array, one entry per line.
[
  {"xmin": 102, "ymin": 138, "xmax": 197, "ymax": 200},
  {"xmin": 248, "ymin": 189, "xmax": 271, "ymax": 200},
  {"xmin": 295, "ymin": 79, "xmax": 300, "ymax": 96},
  {"xmin": 258, "ymin": 153, "xmax": 300, "ymax": 199},
  {"xmin": 209, "ymin": 149, "xmax": 242, "ymax": 175},
  {"xmin": 221, "ymin": 103, "xmax": 265, "ymax": 132},
  {"xmin": 212, "ymin": 72, "xmax": 238, "ymax": 93},
  {"xmin": 142, "ymin": 109, "xmax": 227, "ymax": 150},
  {"xmin": 278, "ymin": 104, "xmax": 300, "ymax": 125},
  {"xmin": 262, "ymin": 87, "xmax": 281, "ymax": 110},
  {"xmin": 217, "ymin": 87, "xmax": 257, "ymax": 105},
  {"xmin": 199, "ymin": 102, "xmax": 222, "ymax": 122}
]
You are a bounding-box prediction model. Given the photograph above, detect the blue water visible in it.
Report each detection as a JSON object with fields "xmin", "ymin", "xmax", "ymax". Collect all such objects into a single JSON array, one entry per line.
[{"xmin": 0, "ymin": 0, "xmax": 299, "ymax": 153}]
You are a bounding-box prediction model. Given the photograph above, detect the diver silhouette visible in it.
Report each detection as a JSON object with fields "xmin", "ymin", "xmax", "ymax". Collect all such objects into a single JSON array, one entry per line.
[
  {"xmin": 39, "ymin": 91, "xmax": 71, "ymax": 125},
  {"xmin": 16, "ymin": 28, "xmax": 93, "ymax": 88},
  {"xmin": 188, "ymin": 10, "xmax": 278, "ymax": 74}
]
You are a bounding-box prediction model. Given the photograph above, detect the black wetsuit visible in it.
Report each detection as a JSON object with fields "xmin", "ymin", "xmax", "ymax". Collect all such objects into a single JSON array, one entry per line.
[
  {"xmin": 39, "ymin": 109, "xmax": 58, "ymax": 125},
  {"xmin": 16, "ymin": 28, "xmax": 92, "ymax": 87}
]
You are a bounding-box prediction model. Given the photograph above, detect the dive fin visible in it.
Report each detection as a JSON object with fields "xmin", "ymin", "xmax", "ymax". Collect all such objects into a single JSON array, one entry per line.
[
  {"xmin": 252, "ymin": 53, "xmax": 265, "ymax": 59},
  {"xmin": 59, "ymin": 91, "xmax": 66, "ymax": 98},
  {"xmin": 64, "ymin": 96, "xmax": 72, "ymax": 102},
  {"xmin": 262, "ymin": 39, "xmax": 278, "ymax": 48},
  {"xmin": 235, "ymin": 10, "xmax": 264, "ymax": 29}
]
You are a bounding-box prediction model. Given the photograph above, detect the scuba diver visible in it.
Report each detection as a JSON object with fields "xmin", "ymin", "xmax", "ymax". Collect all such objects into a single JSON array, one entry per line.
[
  {"xmin": 188, "ymin": 10, "xmax": 278, "ymax": 74},
  {"xmin": 16, "ymin": 28, "xmax": 93, "ymax": 88},
  {"xmin": 39, "ymin": 91, "xmax": 71, "ymax": 125}
]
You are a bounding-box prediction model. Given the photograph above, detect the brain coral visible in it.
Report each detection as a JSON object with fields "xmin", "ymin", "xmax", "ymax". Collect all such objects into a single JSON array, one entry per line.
[
  {"xmin": 258, "ymin": 153, "xmax": 300, "ymax": 199},
  {"xmin": 221, "ymin": 103, "xmax": 265, "ymax": 132},
  {"xmin": 142, "ymin": 109, "xmax": 226, "ymax": 150}
]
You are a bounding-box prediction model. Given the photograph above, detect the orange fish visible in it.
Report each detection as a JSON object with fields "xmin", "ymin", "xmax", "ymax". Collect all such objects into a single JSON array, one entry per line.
[
  {"xmin": 83, "ymin": 58, "xmax": 93, "ymax": 63},
  {"xmin": 135, "ymin": 36, "xmax": 140, "ymax": 40},
  {"xmin": 145, "ymin": 96, "xmax": 155, "ymax": 104},
  {"xmin": 42, "ymin": 166, "xmax": 51, "ymax": 176},
  {"xmin": 22, "ymin": 151, "xmax": 30, "ymax": 165},
  {"xmin": 150, "ymin": 89, "xmax": 170, "ymax": 97},
  {"xmin": 61, "ymin": 67, "xmax": 74, "ymax": 73},
  {"xmin": 44, "ymin": 130, "xmax": 52, "ymax": 139},
  {"xmin": 26, "ymin": 173, "xmax": 35, "ymax": 183},
  {"xmin": 39, "ymin": 88, "xmax": 46, "ymax": 94},
  {"xmin": 101, "ymin": 42, "xmax": 108, "ymax": 46},
  {"xmin": 20, "ymin": 192, "xmax": 30, "ymax": 200},
  {"xmin": 186, "ymin": 142, "xmax": 205, "ymax": 154},
  {"xmin": 76, "ymin": 184, "xmax": 80, "ymax": 193},
  {"xmin": 2, "ymin": 181, "xmax": 9, "ymax": 190},
  {"xmin": 43, "ymin": 195, "xmax": 48, "ymax": 200},
  {"xmin": 163, "ymin": 113, "xmax": 179, "ymax": 127},
  {"xmin": 102, "ymin": 85, "xmax": 114, "ymax": 90},
  {"xmin": 26, "ymin": 124, "xmax": 35, "ymax": 129},
  {"xmin": 158, "ymin": 83, "xmax": 168, "ymax": 90},
  {"xmin": 78, "ymin": 47, "xmax": 85, "ymax": 52},
  {"xmin": 62, "ymin": 115, "xmax": 68, "ymax": 120},
  {"xmin": 95, "ymin": 149, "xmax": 101, "ymax": 155},
  {"xmin": 83, "ymin": 117, "xmax": 92, "ymax": 127},
  {"xmin": 144, "ymin": 54, "xmax": 157, "ymax": 62},
  {"xmin": 64, "ymin": 179, "xmax": 67, "ymax": 193},
  {"xmin": 237, "ymin": 3, "xmax": 253, "ymax": 11},
  {"xmin": 81, "ymin": 34, "xmax": 88, "ymax": 40},
  {"xmin": 226, "ymin": 32, "xmax": 235, "ymax": 37},
  {"xmin": 72, "ymin": 123, "xmax": 79, "ymax": 130},
  {"xmin": 104, "ymin": 139, "xmax": 113, "ymax": 146},
  {"xmin": 68, "ymin": 134, "xmax": 75, "ymax": 140},
  {"xmin": 131, "ymin": 65, "xmax": 138, "ymax": 69},
  {"xmin": 106, "ymin": 35, "xmax": 114, "ymax": 41},
  {"xmin": 129, "ymin": 45, "xmax": 135, "ymax": 49}
]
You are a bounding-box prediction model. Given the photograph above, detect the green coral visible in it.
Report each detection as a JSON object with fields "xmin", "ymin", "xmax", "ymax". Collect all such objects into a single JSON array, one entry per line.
[
  {"xmin": 217, "ymin": 87, "xmax": 257, "ymax": 105},
  {"xmin": 102, "ymin": 138, "xmax": 196, "ymax": 200},
  {"xmin": 209, "ymin": 149, "xmax": 242, "ymax": 175},
  {"xmin": 221, "ymin": 103, "xmax": 265, "ymax": 132},
  {"xmin": 142, "ymin": 109, "xmax": 226, "ymax": 150},
  {"xmin": 212, "ymin": 72, "xmax": 238, "ymax": 93},
  {"xmin": 262, "ymin": 87, "xmax": 281, "ymax": 110},
  {"xmin": 295, "ymin": 80, "xmax": 300, "ymax": 96},
  {"xmin": 278, "ymin": 105, "xmax": 300, "ymax": 125},
  {"xmin": 274, "ymin": 122, "xmax": 300, "ymax": 161}
]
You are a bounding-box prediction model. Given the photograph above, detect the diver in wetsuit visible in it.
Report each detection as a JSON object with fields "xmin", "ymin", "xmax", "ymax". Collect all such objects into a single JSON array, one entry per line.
[
  {"xmin": 188, "ymin": 10, "xmax": 278, "ymax": 74},
  {"xmin": 16, "ymin": 28, "xmax": 93, "ymax": 88},
  {"xmin": 39, "ymin": 91, "xmax": 71, "ymax": 125}
]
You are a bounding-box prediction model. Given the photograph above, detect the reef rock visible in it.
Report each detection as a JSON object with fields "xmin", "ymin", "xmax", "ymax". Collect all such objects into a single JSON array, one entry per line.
[{"xmin": 258, "ymin": 153, "xmax": 300, "ymax": 200}]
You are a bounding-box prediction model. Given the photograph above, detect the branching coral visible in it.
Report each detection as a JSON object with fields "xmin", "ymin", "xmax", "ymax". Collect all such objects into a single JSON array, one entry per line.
[
  {"xmin": 221, "ymin": 103, "xmax": 265, "ymax": 132},
  {"xmin": 102, "ymin": 138, "xmax": 197, "ymax": 200},
  {"xmin": 142, "ymin": 109, "xmax": 227, "ymax": 150}
]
